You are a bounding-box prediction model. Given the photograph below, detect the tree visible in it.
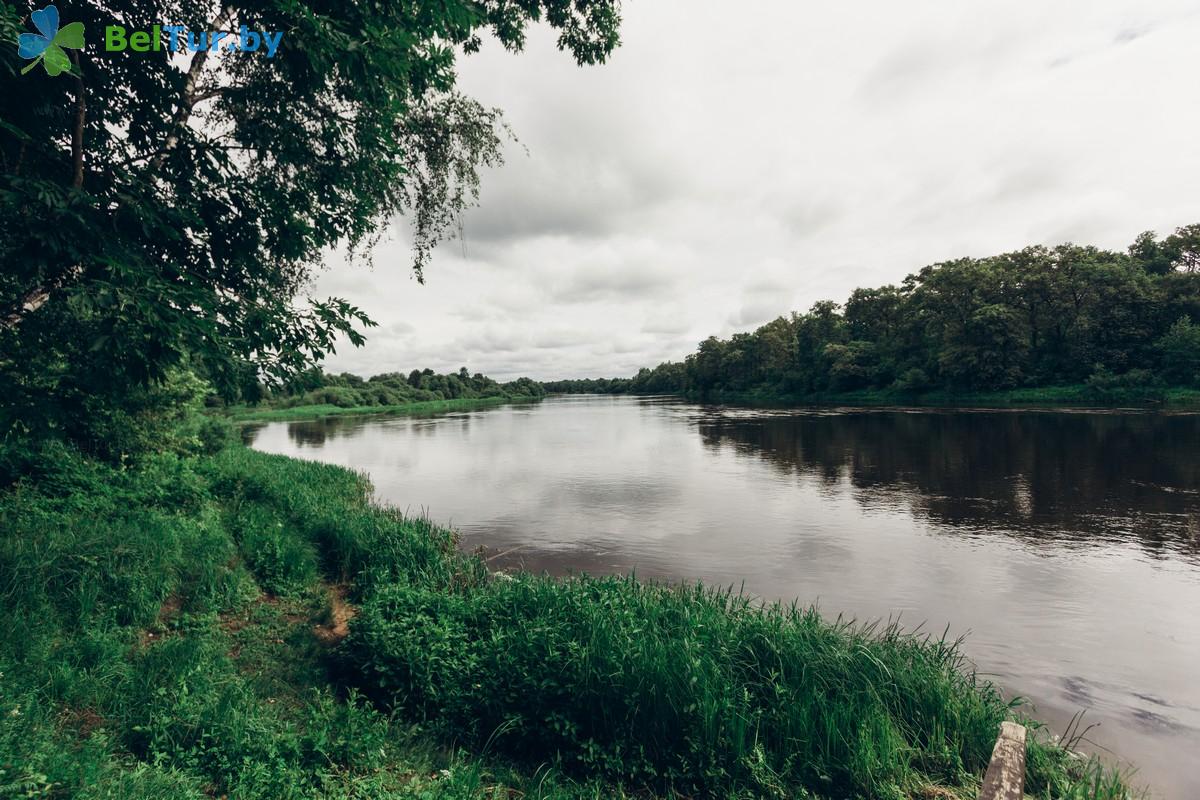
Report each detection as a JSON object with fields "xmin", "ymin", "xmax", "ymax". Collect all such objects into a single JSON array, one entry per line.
[
  {"xmin": 0, "ymin": 0, "xmax": 620, "ymax": 447},
  {"xmin": 748, "ymin": 316, "xmax": 795, "ymax": 387},
  {"xmin": 630, "ymin": 226, "xmax": 1200, "ymax": 400},
  {"xmin": 688, "ymin": 336, "xmax": 728, "ymax": 392},
  {"xmin": 824, "ymin": 340, "xmax": 878, "ymax": 391},
  {"xmin": 844, "ymin": 286, "xmax": 904, "ymax": 384},
  {"xmin": 1157, "ymin": 316, "xmax": 1200, "ymax": 386},
  {"xmin": 1162, "ymin": 224, "xmax": 1200, "ymax": 273},
  {"xmin": 937, "ymin": 304, "xmax": 1027, "ymax": 390},
  {"xmin": 1128, "ymin": 230, "xmax": 1174, "ymax": 275}
]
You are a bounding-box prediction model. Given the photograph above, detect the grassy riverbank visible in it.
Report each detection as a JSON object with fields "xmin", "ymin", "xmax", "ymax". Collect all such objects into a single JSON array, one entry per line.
[
  {"xmin": 1, "ymin": 439, "xmax": 1135, "ymax": 798},
  {"xmin": 228, "ymin": 395, "xmax": 529, "ymax": 423}
]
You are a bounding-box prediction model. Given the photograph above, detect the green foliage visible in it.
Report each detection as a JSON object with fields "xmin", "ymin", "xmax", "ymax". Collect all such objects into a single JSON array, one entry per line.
[
  {"xmin": 0, "ymin": 439, "xmax": 636, "ymax": 798},
  {"xmin": 0, "ymin": 681, "xmax": 210, "ymax": 799},
  {"xmin": 893, "ymin": 367, "xmax": 932, "ymax": 393},
  {"xmin": 1, "ymin": 0, "xmax": 620, "ymax": 450},
  {"xmin": 227, "ymin": 501, "xmax": 319, "ymax": 597},
  {"xmin": 347, "ymin": 577, "xmax": 1004, "ymax": 796},
  {"xmin": 201, "ymin": 446, "xmax": 469, "ymax": 592},
  {"xmin": 825, "ymin": 340, "xmax": 880, "ymax": 391},
  {"xmin": 1, "ymin": 366, "xmax": 220, "ymax": 463},
  {"xmin": 226, "ymin": 366, "xmax": 546, "ymax": 420},
  {"xmin": 937, "ymin": 303, "xmax": 1027, "ymax": 390},
  {"xmin": 1156, "ymin": 316, "xmax": 1200, "ymax": 386},
  {"xmin": 1083, "ymin": 365, "xmax": 1164, "ymax": 404}
]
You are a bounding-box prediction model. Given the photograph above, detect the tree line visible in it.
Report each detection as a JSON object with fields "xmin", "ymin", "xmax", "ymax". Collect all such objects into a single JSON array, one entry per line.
[
  {"xmin": 551, "ymin": 226, "xmax": 1200, "ymax": 400},
  {"xmin": 262, "ymin": 368, "xmax": 545, "ymax": 410}
]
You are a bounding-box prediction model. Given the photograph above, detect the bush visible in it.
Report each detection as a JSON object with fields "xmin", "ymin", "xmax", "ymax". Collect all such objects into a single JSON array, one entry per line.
[
  {"xmin": 892, "ymin": 367, "xmax": 932, "ymax": 393},
  {"xmin": 302, "ymin": 386, "xmax": 365, "ymax": 408},
  {"xmin": 1084, "ymin": 365, "xmax": 1165, "ymax": 403},
  {"xmin": 1157, "ymin": 316, "xmax": 1200, "ymax": 386},
  {"xmin": 196, "ymin": 415, "xmax": 237, "ymax": 454}
]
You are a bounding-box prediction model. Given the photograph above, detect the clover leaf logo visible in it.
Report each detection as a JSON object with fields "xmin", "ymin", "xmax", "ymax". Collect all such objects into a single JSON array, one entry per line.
[{"xmin": 18, "ymin": 4, "xmax": 84, "ymax": 77}]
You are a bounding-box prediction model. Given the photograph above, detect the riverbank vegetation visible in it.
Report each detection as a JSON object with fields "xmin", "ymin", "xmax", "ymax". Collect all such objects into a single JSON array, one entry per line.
[
  {"xmin": 226, "ymin": 369, "xmax": 545, "ymax": 421},
  {"xmin": 1, "ymin": 409, "xmax": 1136, "ymax": 798},
  {"xmin": 229, "ymin": 396, "xmax": 521, "ymax": 423},
  {"xmin": 549, "ymin": 227, "xmax": 1200, "ymax": 406}
]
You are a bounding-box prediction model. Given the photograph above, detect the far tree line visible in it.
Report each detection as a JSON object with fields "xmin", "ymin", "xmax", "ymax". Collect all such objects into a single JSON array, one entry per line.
[
  {"xmin": 272, "ymin": 225, "xmax": 1200, "ymax": 406},
  {"xmin": 548, "ymin": 225, "xmax": 1200, "ymax": 400},
  {"xmin": 261, "ymin": 368, "xmax": 545, "ymax": 410}
]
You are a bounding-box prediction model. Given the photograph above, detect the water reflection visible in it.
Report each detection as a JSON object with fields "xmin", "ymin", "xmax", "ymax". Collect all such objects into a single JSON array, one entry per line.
[
  {"xmin": 695, "ymin": 409, "xmax": 1200, "ymax": 558},
  {"xmin": 247, "ymin": 397, "xmax": 1200, "ymax": 798}
]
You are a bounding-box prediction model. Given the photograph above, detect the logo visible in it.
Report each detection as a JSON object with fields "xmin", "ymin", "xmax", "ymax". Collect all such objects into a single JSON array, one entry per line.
[
  {"xmin": 18, "ymin": 4, "xmax": 84, "ymax": 77},
  {"xmin": 104, "ymin": 25, "xmax": 283, "ymax": 57}
]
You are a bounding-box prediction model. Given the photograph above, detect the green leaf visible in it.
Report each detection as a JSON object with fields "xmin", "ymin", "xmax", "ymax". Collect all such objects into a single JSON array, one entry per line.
[
  {"xmin": 0, "ymin": 120, "xmax": 33, "ymax": 141},
  {"xmin": 54, "ymin": 21, "xmax": 85, "ymax": 49},
  {"xmin": 42, "ymin": 43, "xmax": 71, "ymax": 76}
]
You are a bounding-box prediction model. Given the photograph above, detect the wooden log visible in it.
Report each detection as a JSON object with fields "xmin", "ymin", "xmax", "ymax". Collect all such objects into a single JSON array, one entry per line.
[{"xmin": 978, "ymin": 721, "xmax": 1027, "ymax": 800}]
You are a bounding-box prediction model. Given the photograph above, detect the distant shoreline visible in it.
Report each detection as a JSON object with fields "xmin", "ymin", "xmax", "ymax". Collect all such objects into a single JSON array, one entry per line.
[
  {"xmin": 226, "ymin": 394, "xmax": 539, "ymax": 423},
  {"xmin": 552, "ymin": 384, "xmax": 1200, "ymax": 410},
  {"xmin": 226, "ymin": 383, "xmax": 1200, "ymax": 425}
]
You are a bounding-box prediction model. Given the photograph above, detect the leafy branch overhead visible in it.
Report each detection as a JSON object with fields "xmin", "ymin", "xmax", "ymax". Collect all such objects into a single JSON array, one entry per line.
[{"xmin": 0, "ymin": 0, "xmax": 621, "ymax": 445}]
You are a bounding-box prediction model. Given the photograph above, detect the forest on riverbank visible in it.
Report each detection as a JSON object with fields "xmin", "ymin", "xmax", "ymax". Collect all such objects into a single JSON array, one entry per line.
[{"xmin": 548, "ymin": 227, "xmax": 1200, "ymax": 405}]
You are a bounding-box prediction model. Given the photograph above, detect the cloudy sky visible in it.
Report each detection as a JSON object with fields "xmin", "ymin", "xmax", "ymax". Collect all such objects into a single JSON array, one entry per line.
[{"xmin": 311, "ymin": 0, "xmax": 1200, "ymax": 380}]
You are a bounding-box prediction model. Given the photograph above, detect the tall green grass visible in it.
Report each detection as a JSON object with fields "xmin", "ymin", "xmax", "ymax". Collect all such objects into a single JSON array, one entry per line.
[
  {"xmin": 346, "ymin": 578, "xmax": 1007, "ymax": 797},
  {"xmin": 0, "ymin": 444, "xmax": 614, "ymax": 798},
  {"xmin": 0, "ymin": 441, "xmax": 1138, "ymax": 798}
]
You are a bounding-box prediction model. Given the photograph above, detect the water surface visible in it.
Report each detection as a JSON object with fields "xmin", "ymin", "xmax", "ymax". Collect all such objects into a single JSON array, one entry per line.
[{"xmin": 248, "ymin": 395, "xmax": 1200, "ymax": 798}]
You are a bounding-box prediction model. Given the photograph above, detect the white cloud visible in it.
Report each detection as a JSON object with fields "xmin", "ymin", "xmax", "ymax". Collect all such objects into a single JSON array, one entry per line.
[{"xmin": 309, "ymin": 0, "xmax": 1200, "ymax": 380}]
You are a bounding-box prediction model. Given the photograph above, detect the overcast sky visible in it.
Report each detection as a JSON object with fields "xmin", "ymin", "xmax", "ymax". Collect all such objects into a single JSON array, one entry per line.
[{"xmin": 311, "ymin": 0, "xmax": 1200, "ymax": 381}]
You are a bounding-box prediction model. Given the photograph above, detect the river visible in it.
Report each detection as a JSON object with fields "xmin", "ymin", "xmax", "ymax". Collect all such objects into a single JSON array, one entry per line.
[{"xmin": 246, "ymin": 395, "xmax": 1200, "ymax": 798}]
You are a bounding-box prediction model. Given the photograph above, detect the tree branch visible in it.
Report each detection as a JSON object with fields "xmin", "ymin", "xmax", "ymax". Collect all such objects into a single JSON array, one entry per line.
[
  {"xmin": 191, "ymin": 86, "xmax": 228, "ymax": 104},
  {"xmin": 3, "ymin": 54, "xmax": 88, "ymax": 329},
  {"xmin": 151, "ymin": 4, "xmax": 233, "ymax": 172},
  {"xmin": 1, "ymin": 267, "xmax": 82, "ymax": 329},
  {"xmin": 69, "ymin": 50, "xmax": 86, "ymax": 188},
  {"xmin": 2, "ymin": 287, "xmax": 50, "ymax": 328}
]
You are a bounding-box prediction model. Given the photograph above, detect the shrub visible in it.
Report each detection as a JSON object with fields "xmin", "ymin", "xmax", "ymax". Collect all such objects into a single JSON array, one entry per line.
[
  {"xmin": 892, "ymin": 367, "xmax": 931, "ymax": 393},
  {"xmin": 1157, "ymin": 316, "xmax": 1200, "ymax": 386},
  {"xmin": 1084, "ymin": 365, "xmax": 1165, "ymax": 403},
  {"xmin": 196, "ymin": 415, "xmax": 237, "ymax": 454},
  {"xmin": 301, "ymin": 386, "xmax": 365, "ymax": 408}
]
